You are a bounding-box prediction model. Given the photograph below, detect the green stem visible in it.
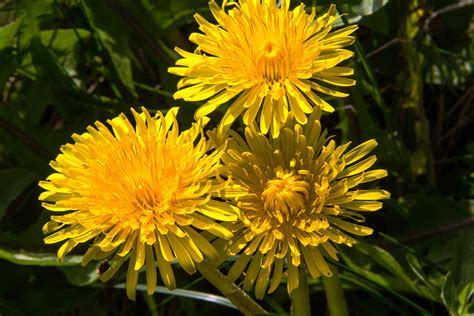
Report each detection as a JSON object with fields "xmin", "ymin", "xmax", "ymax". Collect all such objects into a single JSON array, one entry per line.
[
  {"xmin": 142, "ymin": 291, "xmax": 160, "ymax": 316},
  {"xmin": 290, "ymin": 267, "xmax": 311, "ymax": 316},
  {"xmin": 196, "ymin": 261, "xmax": 268, "ymax": 315},
  {"xmin": 322, "ymin": 265, "xmax": 349, "ymax": 316}
]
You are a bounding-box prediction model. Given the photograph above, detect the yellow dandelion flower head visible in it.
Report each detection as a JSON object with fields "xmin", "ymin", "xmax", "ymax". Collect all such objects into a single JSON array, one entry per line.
[
  {"xmin": 39, "ymin": 107, "xmax": 238, "ymax": 300},
  {"xmin": 214, "ymin": 111, "xmax": 390, "ymax": 299},
  {"xmin": 170, "ymin": 0, "xmax": 358, "ymax": 137}
]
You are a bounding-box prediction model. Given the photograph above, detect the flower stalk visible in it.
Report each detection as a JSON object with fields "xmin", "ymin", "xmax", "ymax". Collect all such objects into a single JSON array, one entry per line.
[
  {"xmin": 322, "ymin": 265, "xmax": 348, "ymax": 316},
  {"xmin": 196, "ymin": 261, "xmax": 267, "ymax": 315},
  {"xmin": 290, "ymin": 266, "xmax": 311, "ymax": 316}
]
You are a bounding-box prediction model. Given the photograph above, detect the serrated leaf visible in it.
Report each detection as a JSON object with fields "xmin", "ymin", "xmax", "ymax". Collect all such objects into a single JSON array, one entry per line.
[
  {"xmin": 15, "ymin": 0, "xmax": 53, "ymax": 49},
  {"xmin": 81, "ymin": 0, "xmax": 136, "ymax": 95}
]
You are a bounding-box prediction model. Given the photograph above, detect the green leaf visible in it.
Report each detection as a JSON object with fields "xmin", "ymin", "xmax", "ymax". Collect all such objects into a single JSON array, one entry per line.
[
  {"xmin": 15, "ymin": 0, "xmax": 54, "ymax": 50},
  {"xmin": 349, "ymin": 0, "xmax": 390, "ymax": 17},
  {"xmin": 0, "ymin": 17, "xmax": 23, "ymax": 50},
  {"xmin": 0, "ymin": 169, "xmax": 36, "ymax": 218},
  {"xmin": 458, "ymin": 282, "xmax": 474, "ymax": 315},
  {"xmin": 332, "ymin": 0, "xmax": 391, "ymax": 26},
  {"xmin": 406, "ymin": 253, "xmax": 440, "ymax": 297},
  {"xmin": 355, "ymin": 242, "xmax": 420, "ymax": 294},
  {"xmin": 0, "ymin": 48, "xmax": 19, "ymax": 93},
  {"xmin": 0, "ymin": 246, "xmax": 82, "ymax": 266},
  {"xmin": 81, "ymin": 0, "xmax": 136, "ymax": 95},
  {"xmin": 40, "ymin": 28, "xmax": 91, "ymax": 54},
  {"xmin": 29, "ymin": 36, "xmax": 87, "ymax": 120},
  {"xmin": 452, "ymin": 229, "xmax": 474, "ymax": 292},
  {"xmin": 114, "ymin": 283, "xmax": 238, "ymax": 310},
  {"xmin": 442, "ymin": 272, "xmax": 459, "ymax": 316},
  {"xmin": 140, "ymin": 0, "xmax": 209, "ymax": 30},
  {"xmin": 61, "ymin": 263, "xmax": 100, "ymax": 286}
]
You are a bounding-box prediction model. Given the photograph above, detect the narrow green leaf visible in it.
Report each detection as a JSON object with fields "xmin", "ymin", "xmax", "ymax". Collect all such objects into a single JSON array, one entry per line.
[
  {"xmin": 355, "ymin": 242, "xmax": 420, "ymax": 294},
  {"xmin": 0, "ymin": 246, "xmax": 82, "ymax": 266},
  {"xmin": 442, "ymin": 272, "xmax": 459, "ymax": 316},
  {"xmin": 114, "ymin": 283, "xmax": 238, "ymax": 310}
]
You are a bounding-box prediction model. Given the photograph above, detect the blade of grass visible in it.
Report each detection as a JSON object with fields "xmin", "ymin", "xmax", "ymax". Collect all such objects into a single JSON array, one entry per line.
[
  {"xmin": 329, "ymin": 259, "xmax": 432, "ymax": 316},
  {"xmin": 114, "ymin": 283, "xmax": 237, "ymax": 310}
]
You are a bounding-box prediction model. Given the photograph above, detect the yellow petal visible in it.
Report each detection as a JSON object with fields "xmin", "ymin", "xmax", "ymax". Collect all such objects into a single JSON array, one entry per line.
[
  {"xmin": 329, "ymin": 217, "xmax": 374, "ymax": 235},
  {"xmin": 145, "ymin": 245, "xmax": 157, "ymax": 295},
  {"xmin": 154, "ymin": 244, "xmax": 177, "ymax": 290},
  {"xmin": 126, "ymin": 249, "xmax": 139, "ymax": 300}
]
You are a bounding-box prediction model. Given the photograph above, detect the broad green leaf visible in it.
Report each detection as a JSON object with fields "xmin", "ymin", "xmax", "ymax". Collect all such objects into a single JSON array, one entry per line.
[
  {"xmin": 61, "ymin": 263, "xmax": 100, "ymax": 286},
  {"xmin": 81, "ymin": 0, "xmax": 136, "ymax": 95},
  {"xmin": 40, "ymin": 28, "xmax": 91, "ymax": 54},
  {"xmin": 0, "ymin": 17, "xmax": 23, "ymax": 50},
  {"xmin": 0, "ymin": 169, "xmax": 36, "ymax": 218},
  {"xmin": 15, "ymin": 0, "xmax": 53, "ymax": 49},
  {"xmin": 140, "ymin": 0, "xmax": 209, "ymax": 30},
  {"xmin": 29, "ymin": 36, "xmax": 89, "ymax": 120},
  {"xmin": 349, "ymin": 0, "xmax": 390, "ymax": 17},
  {"xmin": 331, "ymin": 0, "xmax": 391, "ymax": 26}
]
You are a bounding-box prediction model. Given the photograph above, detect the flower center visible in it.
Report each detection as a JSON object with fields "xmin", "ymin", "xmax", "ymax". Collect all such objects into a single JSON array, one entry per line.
[
  {"xmin": 257, "ymin": 41, "xmax": 288, "ymax": 82},
  {"xmin": 131, "ymin": 164, "xmax": 180, "ymax": 217},
  {"xmin": 261, "ymin": 167, "xmax": 309, "ymax": 217}
]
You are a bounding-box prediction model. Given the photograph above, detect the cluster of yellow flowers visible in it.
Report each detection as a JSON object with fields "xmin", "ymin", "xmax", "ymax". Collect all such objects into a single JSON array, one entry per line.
[{"xmin": 39, "ymin": 0, "xmax": 389, "ymax": 301}]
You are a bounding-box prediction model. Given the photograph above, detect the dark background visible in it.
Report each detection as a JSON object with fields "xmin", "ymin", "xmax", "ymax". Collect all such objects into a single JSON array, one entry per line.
[{"xmin": 0, "ymin": 0, "xmax": 472, "ymax": 315}]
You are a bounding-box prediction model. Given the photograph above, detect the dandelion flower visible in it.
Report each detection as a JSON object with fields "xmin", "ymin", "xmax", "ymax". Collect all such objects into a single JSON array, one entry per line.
[
  {"xmin": 170, "ymin": 0, "xmax": 357, "ymax": 137},
  {"xmin": 39, "ymin": 107, "xmax": 238, "ymax": 300},
  {"xmin": 214, "ymin": 111, "xmax": 389, "ymax": 298}
]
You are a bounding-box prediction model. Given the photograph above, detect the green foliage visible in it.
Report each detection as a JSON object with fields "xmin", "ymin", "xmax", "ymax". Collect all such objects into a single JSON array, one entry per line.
[{"xmin": 0, "ymin": 0, "xmax": 472, "ymax": 315}]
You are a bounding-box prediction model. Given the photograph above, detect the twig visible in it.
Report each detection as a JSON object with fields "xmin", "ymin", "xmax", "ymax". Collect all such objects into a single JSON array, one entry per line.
[
  {"xmin": 400, "ymin": 217, "xmax": 474, "ymax": 245},
  {"xmin": 424, "ymin": 1, "xmax": 474, "ymax": 31}
]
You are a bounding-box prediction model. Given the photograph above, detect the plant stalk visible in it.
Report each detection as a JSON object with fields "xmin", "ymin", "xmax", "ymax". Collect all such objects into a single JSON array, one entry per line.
[
  {"xmin": 290, "ymin": 267, "xmax": 311, "ymax": 316},
  {"xmin": 322, "ymin": 265, "xmax": 349, "ymax": 316},
  {"xmin": 196, "ymin": 261, "xmax": 267, "ymax": 315}
]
